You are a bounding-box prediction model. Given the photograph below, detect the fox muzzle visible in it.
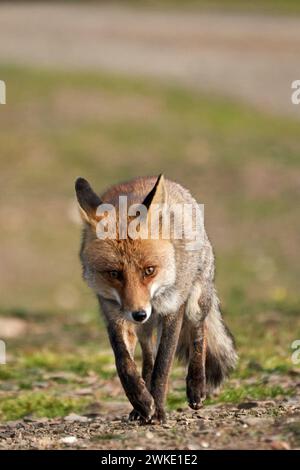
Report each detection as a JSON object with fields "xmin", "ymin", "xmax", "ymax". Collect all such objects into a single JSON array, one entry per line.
[{"xmin": 126, "ymin": 304, "xmax": 152, "ymax": 324}]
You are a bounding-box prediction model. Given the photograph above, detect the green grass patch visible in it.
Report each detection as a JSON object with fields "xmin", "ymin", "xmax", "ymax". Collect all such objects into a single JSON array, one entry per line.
[
  {"xmin": 21, "ymin": 351, "xmax": 114, "ymax": 377},
  {"xmin": 1, "ymin": 64, "xmax": 300, "ymax": 314},
  {"xmin": 206, "ymin": 384, "xmax": 293, "ymax": 405},
  {"xmin": 96, "ymin": 0, "xmax": 300, "ymax": 15},
  {"xmin": 167, "ymin": 382, "xmax": 294, "ymax": 410},
  {"xmin": 0, "ymin": 392, "xmax": 91, "ymax": 421},
  {"xmin": 0, "ymin": 350, "xmax": 116, "ymax": 400},
  {"xmin": 167, "ymin": 392, "xmax": 187, "ymax": 410}
]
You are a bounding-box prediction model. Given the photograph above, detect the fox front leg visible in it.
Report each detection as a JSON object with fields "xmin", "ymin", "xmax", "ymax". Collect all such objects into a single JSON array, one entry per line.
[
  {"xmin": 129, "ymin": 323, "xmax": 155, "ymax": 421},
  {"xmin": 107, "ymin": 321, "xmax": 154, "ymax": 421},
  {"xmin": 138, "ymin": 322, "xmax": 155, "ymax": 390},
  {"xmin": 150, "ymin": 306, "xmax": 184, "ymax": 424}
]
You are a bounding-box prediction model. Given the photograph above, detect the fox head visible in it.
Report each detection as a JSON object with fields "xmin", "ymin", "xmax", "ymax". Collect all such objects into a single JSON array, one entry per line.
[{"xmin": 75, "ymin": 175, "xmax": 176, "ymax": 324}]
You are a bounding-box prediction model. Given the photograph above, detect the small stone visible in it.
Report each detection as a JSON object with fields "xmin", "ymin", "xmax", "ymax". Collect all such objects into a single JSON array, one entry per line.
[
  {"xmin": 200, "ymin": 441, "xmax": 209, "ymax": 448},
  {"xmin": 263, "ymin": 400, "xmax": 276, "ymax": 406},
  {"xmin": 270, "ymin": 441, "xmax": 290, "ymax": 450},
  {"xmin": 74, "ymin": 388, "xmax": 93, "ymax": 396},
  {"xmin": 64, "ymin": 413, "xmax": 89, "ymax": 423},
  {"xmin": 59, "ymin": 436, "xmax": 78, "ymax": 445},
  {"xmin": 186, "ymin": 444, "xmax": 200, "ymax": 450},
  {"xmin": 23, "ymin": 415, "xmax": 48, "ymax": 424},
  {"xmin": 36, "ymin": 437, "xmax": 54, "ymax": 449}
]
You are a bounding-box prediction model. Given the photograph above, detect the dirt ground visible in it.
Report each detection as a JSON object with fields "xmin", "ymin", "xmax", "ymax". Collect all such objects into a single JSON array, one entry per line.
[
  {"xmin": 0, "ymin": 311, "xmax": 299, "ymax": 450},
  {"xmin": 0, "ymin": 3, "xmax": 300, "ymax": 119},
  {"xmin": 0, "ymin": 395, "xmax": 299, "ymax": 450}
]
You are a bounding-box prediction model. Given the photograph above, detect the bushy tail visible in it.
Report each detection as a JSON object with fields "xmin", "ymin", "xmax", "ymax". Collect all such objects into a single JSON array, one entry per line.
[{"xmin": 204, "ymin": 295, "xmax": 237, "ymax": 391}]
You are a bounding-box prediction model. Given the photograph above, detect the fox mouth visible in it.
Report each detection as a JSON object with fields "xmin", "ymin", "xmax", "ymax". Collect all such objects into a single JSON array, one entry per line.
[{"xmin": 131, "ymin": 317, "xmax": 148, "ymax": 325}]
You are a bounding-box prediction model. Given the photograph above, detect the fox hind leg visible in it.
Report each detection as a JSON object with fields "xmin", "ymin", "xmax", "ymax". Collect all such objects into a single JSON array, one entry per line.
[{"xmin": 186, "ymin": 319, "xmax": 207, "ymax": 410}]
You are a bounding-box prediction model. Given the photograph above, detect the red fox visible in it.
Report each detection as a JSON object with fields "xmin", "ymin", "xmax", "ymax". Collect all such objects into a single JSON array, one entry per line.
[{"xmin": 75, "ymin": 175, "xmax": 237, "ymax": 424}]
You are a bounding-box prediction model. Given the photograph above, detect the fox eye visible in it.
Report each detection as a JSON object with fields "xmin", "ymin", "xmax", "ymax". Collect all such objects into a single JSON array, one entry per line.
[
  {"xmin": 109, "ymin": 270, "xmax": 122, "ymax": 280},
  {"xmin": 144, "ymin": 266, "xmax": 155, "ymax": 277}
]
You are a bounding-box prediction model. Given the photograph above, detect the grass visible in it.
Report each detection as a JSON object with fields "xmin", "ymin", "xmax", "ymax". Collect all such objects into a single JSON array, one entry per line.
[
  {"xmin": 206, "ymin": 384, "xmax": 293, "ymax": 405},
  {"xmin": 21, "ymin": 351, "xmax": 114, "ymax": 377},
  {"xmin": 0, "ymin": 392, "xmax": 90, "ymax": 421},
  {"xmin": 0, "ymin": 64, "xmax": 299, "ymax": 421},
  {"xmin": 0, "ymin": 350, "xmax": 117, "ymax": 387},
  {"xmin": 0, "ymin": 65, "xmax": 299, "ymax": 312},
  {"xmin": 167, "ymin": 392, "xmax": 187, "ymax": 410},
  {"xmin": 74, "ymin": 1, "xmax": 300, "ymax": 15}
]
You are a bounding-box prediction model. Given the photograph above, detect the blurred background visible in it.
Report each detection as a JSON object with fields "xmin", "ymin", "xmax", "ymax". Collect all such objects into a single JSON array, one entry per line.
[{"xmin": 0, "ymin": 1, "xmax": 299, "ymax": 426}]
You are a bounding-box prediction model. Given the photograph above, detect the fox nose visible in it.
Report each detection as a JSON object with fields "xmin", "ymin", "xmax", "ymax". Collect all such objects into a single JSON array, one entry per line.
[{"xmin": 132, "ymin": 310, "xmax": 147, "ymax": 323}]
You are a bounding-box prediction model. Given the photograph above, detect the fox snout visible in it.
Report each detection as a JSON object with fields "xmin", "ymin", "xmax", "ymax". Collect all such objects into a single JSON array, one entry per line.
[{"xmin": 124, "ymin": 304, "xmax": 152, "ymax": 324}]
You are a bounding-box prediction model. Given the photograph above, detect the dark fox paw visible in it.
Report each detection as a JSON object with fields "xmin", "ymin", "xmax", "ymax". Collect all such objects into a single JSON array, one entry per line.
[
  {"xmin": 137, "ymin": 408, "xmax": 166, "ymax": 425},
  {"xmin": 187, "ymin": 378, "xmax": 206, "ymax": 410},
  {"xmin": 133, "ymin": 391, "xmax": 154, "ymax": 423},
  {"xmin": 149, "ymin": 408, "xmax": 167, "ymax": 425},
  {"xmin": 188, "ymin": 401, "xmax": 204, "ymax": 411},
  {"xmin": 128, "ymin": 409, "xmax": 141, "ymax": 421}
]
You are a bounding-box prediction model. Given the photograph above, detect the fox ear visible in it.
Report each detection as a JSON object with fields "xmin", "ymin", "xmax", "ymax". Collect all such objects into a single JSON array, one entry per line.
[
  {"xmin": 75, "ymin": 177, "xmax": 102, "ymax": 226},
  {"xmin": 143, "ymin": 174, "xmax": 167, "ymax": 210}
]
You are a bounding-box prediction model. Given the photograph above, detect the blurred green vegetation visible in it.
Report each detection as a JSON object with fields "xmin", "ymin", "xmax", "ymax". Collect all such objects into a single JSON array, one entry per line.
[
  {"xmin": 30, "ymin": 0, "xmax": 300, "ymax": 15},
  {"xmin": 123, "ymin": 0, "xmax": 300, "ymax": 14},
  {"xmin": 0, "ymin": 65, "xmax": 299, "ymax": 420},
  {"xmin": 1, "ymin": 65, "xmax": 299, "ymax": 311}
]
